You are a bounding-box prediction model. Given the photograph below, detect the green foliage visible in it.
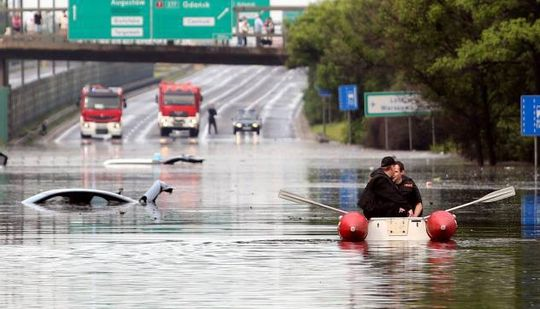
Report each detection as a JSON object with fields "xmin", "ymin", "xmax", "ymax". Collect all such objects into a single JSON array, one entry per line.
[
  {"xmin": 350, "ymin": 118, "xmax": 367, "ymax": 145},
  {"xmin": 430, "ymin": 141, "xmax": 458, "ymax": 155},
  {"xmin": 303, "ymin": 86, "xmax": 324, "ymax": 125},
  {"xmin": 386, "ymin": 0, "xmax": 540, "ymax": 164},
  {"xmin": 287, "ymin": 0, "xmax": 540, "ymax": 165},
  {"xmin": 312, "ymin": 121, "xmax": 347, "ymax": 142},
  {"xmin": 312, "ymin": 118, "xmax": 366, "ymax": 144}
]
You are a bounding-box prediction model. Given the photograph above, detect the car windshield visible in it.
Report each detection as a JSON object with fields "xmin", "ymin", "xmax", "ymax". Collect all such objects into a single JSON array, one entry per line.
[
  {"xmin": 164, "ymin": 92, "xmax": 194, "ymax": 106},
  {"xmin": 85, "ymin": 96, "xmax": 120, "ymax": 109},
  {"xmin": 237, "ymin": 110, "xmax": 257, "ymax": 120}
]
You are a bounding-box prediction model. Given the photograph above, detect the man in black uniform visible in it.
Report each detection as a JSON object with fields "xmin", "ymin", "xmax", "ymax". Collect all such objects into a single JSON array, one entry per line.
[
  {"xmin": 393, "ymin": 161, "xmax": 423, "ymax": 217},
  {"xmin": 0, "ymin": 152, "xmax": 7, "ymax": 166},
  {"xmin": 358, "ymin": 156, "xmax": 410, "ymax": 219},
  {"xmin": 208, "ymin": 105, "xmax": 218, "ymax": 134}
]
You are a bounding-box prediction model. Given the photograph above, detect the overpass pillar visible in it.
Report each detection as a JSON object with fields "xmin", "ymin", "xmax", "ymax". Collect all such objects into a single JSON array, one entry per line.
[{"xmin": 0, "ymin": 58, "xmax": 9, "ymax": 144}]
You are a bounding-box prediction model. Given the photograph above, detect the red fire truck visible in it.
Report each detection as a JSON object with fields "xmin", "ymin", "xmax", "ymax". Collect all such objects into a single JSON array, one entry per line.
[
  {"xmin": 156, "ymin": 81, "xmax": 202, "ymax": 138},
  {"xmin": 79, "ymin": 85, "xmax": 126, "ymax": 139}
]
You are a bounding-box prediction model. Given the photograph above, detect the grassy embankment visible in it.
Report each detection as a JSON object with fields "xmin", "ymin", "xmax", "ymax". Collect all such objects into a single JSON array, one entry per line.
[
  {"xmin": 312, "ymin": 120, "xmax": 456, "ymax": 154},
  {"xmin": 311, "ymin": 121, "xmax": 348, "ymax": 143}
]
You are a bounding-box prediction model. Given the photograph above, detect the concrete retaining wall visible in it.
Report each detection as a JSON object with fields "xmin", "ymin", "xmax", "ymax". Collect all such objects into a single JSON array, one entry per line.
[{"xmin": 8, "ymin": 62, "xmax": 154, "ymax": 139}]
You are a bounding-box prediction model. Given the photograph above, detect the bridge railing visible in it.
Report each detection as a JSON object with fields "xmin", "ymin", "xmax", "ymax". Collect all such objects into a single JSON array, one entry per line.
[{"xmin": 0, "ymin": 5, "xmax": 305, "ymax": 50}]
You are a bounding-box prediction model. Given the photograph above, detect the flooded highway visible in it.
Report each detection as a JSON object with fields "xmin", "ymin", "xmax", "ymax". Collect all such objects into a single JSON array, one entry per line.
[{"xmin": 0, "ymin": 66, "xmax": 539, "ymax": 308}]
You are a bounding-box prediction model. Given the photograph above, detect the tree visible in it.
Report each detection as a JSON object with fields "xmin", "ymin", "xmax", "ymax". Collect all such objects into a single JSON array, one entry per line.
[
  {"xmin": 287, "ymin": 0, "xmax": 397, "ymax": 125},
  {"xmin": 381, "ymin": 0, "xmax": 540, "ymax": 165},
  {"xmin": 286, "ymin": 0, "xmax": 540, "ymax": 165}
]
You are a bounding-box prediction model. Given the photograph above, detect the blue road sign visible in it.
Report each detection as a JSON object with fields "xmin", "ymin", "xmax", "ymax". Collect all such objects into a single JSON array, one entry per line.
[
  {"xmin": 338, "ymin": 84, "xmax": 358, "ymax": 111},
  {"xmin": 521, "ymin": 95, "xmax": 540, "ymax": 136},
  {"xmin": 318, "ymin": 88, "xmax": 332, "ymax": 97}
]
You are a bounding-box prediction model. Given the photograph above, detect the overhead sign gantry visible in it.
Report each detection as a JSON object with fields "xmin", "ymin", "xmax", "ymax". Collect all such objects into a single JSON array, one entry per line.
[{"xmin": 68, "ymin": 0, "xmax": 236, "ymax": 40}]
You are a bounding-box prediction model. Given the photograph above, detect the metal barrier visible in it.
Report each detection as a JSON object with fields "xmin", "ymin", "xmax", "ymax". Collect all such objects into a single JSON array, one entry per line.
[{"xmin": 8, "ymin": 62, "xmax": 154, "ymax": 140}]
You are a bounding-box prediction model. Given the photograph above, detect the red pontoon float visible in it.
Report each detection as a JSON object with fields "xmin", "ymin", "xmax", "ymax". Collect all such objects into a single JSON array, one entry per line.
[{"xmin": 279, "ymin": 186, "xmax": 515, "ymax": 242}]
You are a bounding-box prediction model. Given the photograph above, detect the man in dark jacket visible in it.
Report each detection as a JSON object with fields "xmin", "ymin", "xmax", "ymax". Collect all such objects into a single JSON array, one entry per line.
[
  {"xmin": 393, "ymin": 161, "xmax": 423, "ymax": 217},
  {"xmin": 0, "ymin": 152, "xmax": 7, "ymax": 166},
  {"xmin": 358, "ymin": 156, "xmax": 410, "ymax": 219},
  {"xmin": 208, "ymin": 105, "xmax": 218, "ymax": 134}
]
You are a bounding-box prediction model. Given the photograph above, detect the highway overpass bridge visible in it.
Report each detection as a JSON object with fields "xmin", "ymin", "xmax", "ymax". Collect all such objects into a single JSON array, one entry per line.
[
  {"xmin": 0, "ymin": 4, "xmax": 304, "ymax": 86},
  {"xmin": 0, "ymin": 5, "xmax": 299, "ymax": 143},
  {"xmin": 0, "ymin": 36, "xmax": 288, "ymax": 86}
]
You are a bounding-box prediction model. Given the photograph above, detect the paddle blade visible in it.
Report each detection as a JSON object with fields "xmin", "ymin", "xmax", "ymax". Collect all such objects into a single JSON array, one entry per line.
[
  {"xmin": 479, "ymin": 186, "xmax": 515, "ymax": 203},
  {"xmin": 278, "ymin": 190, "xmax": 303, "ymax": 204},
  {"xmin": 278, "ymin": 190, "xmax": 348, "ymax": 214},
  {"xmin": 442, "ymin": 186, "xmax": 516, "ymax": 214}
]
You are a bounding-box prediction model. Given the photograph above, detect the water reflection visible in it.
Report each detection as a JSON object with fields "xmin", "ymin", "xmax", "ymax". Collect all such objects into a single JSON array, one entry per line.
[
  {"xmin": 337, "ymin": 239, "xmax": 458, "ymax": 307},
  {"xmin": 235, "ymin": 131, "xmax": 260, "ymax": 144},
  {"xmin": 3, "ymin": 142, "xmax": 540, "ymax": 307},
  {"xmin": 425, "ymin": 240, "xmax": 458, "ymax": 307},
  {"xmin": 521, "ymin": 194, "xmax": 540, "ymax": 238},
  {"xmin": 307, "ymin": 168, "xmax": 359, "ymax": 212},
  {"xmin": 338, "ymin": 240, "xmax": 369, "ymax": 256},
  {"xmin": 143, "ymin": 202, "xmax": 162, "ymax": 222}
]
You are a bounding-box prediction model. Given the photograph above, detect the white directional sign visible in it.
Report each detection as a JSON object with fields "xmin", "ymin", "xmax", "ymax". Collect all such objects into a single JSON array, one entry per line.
[{"xmin": 364, "ymin": 92, "xmax": 431, "ymax": 117}]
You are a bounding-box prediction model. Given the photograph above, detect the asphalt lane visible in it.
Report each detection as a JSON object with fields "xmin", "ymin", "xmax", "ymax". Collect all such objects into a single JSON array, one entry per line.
[{"xmin": 52, "ymin": 65, "xmax": 307, "ymax": 146}]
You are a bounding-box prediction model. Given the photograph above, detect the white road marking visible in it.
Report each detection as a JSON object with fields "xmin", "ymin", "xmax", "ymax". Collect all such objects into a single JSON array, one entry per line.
[
  {"xmin": 54, "ymin": 119, "xmax": 80, "ymax": 143},
  {"xmin": 199, "ymin": 67, "xmax": 280, "ymax": 141},
  {"xmin": 246, "ymin": 69, "xmax": 294, "ymax": 110},
  {"xmin": 53, "ymin": 66, "xmax": 305, "ymax": 144},
  {"xmin": 130, "ymin": 66, "xmax": 256, "ymax": 142}
]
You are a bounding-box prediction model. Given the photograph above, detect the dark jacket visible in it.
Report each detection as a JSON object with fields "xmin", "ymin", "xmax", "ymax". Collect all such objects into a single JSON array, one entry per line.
[
  {"xmin": 358, "ymin": 168, "xmax": 410, "ymax": 219},
  {"xmin": 397, "ymin": 175, "xmax": 422, "ymax": 216},
  {"xmin": 208, "ymin": 108, "xmax": 217, "ymax": 122}
]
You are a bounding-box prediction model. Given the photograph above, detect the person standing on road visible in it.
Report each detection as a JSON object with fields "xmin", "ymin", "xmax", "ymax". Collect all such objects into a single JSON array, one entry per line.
[
  {"xmin": 358, "ymin": 156, "xmax": 410, "ymax": 219},
  {"xmin": 254, "ymin": 14, "xmax": 264, "ymax": 47},
  {"xmin": 393, "ymin": 161, "xmax": 423, "ymax": 217},
  {"xmin": 208, "ymin": 105, "xmax": 218, "ymax": 134},
  {"xmin": 0, "ymin": 151, "xmax": 7, "ymax": 166}
]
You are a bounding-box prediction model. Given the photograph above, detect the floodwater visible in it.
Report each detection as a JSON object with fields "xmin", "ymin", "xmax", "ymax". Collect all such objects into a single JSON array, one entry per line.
[{"xmin": 0, "ymin": 140, "xmax": 539, "ymax": 308}]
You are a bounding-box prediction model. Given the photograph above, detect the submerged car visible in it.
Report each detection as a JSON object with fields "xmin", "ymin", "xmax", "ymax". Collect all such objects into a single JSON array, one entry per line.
[
  {"xmin": 232, "ymin": 109, "xmax": 262, "ymax": 135},
  {"xmin": 21, "ymin": 180, "xmax": 173, "ymax": 213}
]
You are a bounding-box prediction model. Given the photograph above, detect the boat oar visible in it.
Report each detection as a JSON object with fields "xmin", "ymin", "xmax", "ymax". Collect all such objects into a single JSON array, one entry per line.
[
  {"xmin": 279, "ymin": 190, "xmax": 369, "ymax": 241},
  {"xmin": 278, "ymin": 190, "xmax": 348, "ymax": 214},
  {"xmin": 424, "ymin": 186, "xmax": 516, "ymax": 219}
]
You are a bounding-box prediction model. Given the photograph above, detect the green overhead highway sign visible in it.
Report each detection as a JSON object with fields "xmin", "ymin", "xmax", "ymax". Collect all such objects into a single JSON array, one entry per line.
[
  {"xmin": 69, "ymin": 0, "xmax": 151, "ymax": 39},
  {"xmin": 153, "ymin": 0, "xmax": 233, "ymax": 39},
  {"xmin": 69, "ymin": 0, "xmax": 235, "ymax": 40}
]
